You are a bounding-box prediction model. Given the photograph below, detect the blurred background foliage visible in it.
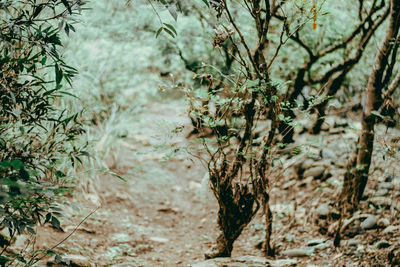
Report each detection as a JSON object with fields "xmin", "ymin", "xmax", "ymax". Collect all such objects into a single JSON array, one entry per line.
[{"xmin": 61, "ymin": 0, "xmax": 394, "ymax": 164}]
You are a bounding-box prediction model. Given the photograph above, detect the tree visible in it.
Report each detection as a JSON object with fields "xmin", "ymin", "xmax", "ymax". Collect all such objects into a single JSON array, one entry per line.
[
  {"xmin": 340, "ymin": 0, "xmax": 400, "ymax": 213},
  {"xmin": 275, "ymin": 0, "xmax": 389, "ymax": 141},
  {"xmin": 186, "ymin": 0, "xmax": 320, "ymax": 258}
]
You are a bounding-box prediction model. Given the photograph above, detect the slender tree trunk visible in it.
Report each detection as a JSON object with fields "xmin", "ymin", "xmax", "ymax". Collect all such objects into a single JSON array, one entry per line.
[
  {"xmin": 205, "ymin": 175, "xmax": 258, "ymax": 259},
  {"xmin": 311, "ymin": 69, "xmax": 348, "ymax": 134},
  {"xmin": 340, "ymin": 0, "xmax": 400, "ymax": 209}
]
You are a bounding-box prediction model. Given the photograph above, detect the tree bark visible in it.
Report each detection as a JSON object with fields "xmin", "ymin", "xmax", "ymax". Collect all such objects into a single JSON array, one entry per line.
[{"xmin": 340, "ymin": 0, "xmax": 400, "ymax": 210}]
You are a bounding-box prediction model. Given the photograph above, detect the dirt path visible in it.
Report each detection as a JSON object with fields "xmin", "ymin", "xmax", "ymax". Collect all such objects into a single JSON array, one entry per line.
[
  {"xmin": 31, "ymin": 101, "xmax": 222, "ymax": 266},
  {"xmin": 14, "ymin": 100, "xmax": 400, "ymax": 267}
]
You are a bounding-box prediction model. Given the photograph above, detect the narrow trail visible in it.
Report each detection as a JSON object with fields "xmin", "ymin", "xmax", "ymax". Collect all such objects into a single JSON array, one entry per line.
[
  {"xmin": 35, "ymin": 101, "xmax": 221, "ymax": 266},
  {"xmin": 23, "ymin": 100, "xmax": 400, "ymax": 266}
]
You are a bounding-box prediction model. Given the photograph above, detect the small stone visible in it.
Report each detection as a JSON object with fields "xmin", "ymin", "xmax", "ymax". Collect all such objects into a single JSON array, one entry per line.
[
  {"xmin": 377, "ymin": 218, "xmax": 390, "ymax": 227},
  {"xmin": 347, "ymin": 239, "xmax": 361, "ymax": 247},
  {"xmin": 59, "ymin": 255, "xmax": 90, "ymax": 267},
  {"xmin": 316, "ymin": 204, "xmax": 330, "ymax": 217},
  {"xmin": 303, "ymin": 166, "xmax": 325, "ymax": 179},
  {"xmin": 149, "ymin": 237, "xmax": 168, "ymax": 243},
  {"xmin": 375, "ymin": 189, "xmax": 388, "ymax": 196},
  {"xmin": 301, "ymin": 159, "xmax": 316, "ymax": 170},
  {"xmin": 383, "ymin": 225, "xmax": 398, "ymax": 234},
  {"xmin": 375, "ymin": 240, "xmax": 391, "ymax": 249},
  {"xmin": 378, "ymin": 182, "xmax": 394, "ymax": 190},
  {"xmin": 284, "ymin": 233, "xmax": 295, "ymax": 242},
  {"xmin": 307, "ymin": 238, "xmax": 325, "ymax": 246},
  {"xmin": 313, "ymin": 242, "xmax": 330, "ymax": 251},
  {"xmin": 112, "ymin": 233, "xmax": 131, "ymax": 242},
  {"xmin": 283, "ymin": 180, "xmax": 297, "ymax": 190},
  {"xmin": 360, "ymin": 215, "xmax": 377, "ymax": 230},
  {"xmin": 282, "ymin": 248, "xmax": 310, "ymax": 257},
  {"xmin": 191, "ymin": 260, "xmax": 219, "ymax": 267},
  {"xmin": 322, "ymin": 149, "xmax": 336, "ymax": 159},
  {"xmin": 112, "ymin": 263, "xmax": 138, "ymax": 267}
]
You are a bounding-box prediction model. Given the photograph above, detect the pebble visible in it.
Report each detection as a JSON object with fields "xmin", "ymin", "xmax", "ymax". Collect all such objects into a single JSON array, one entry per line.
[
  {"xmin": 375, "ymin": 188, "xmax": 388, "ymax": 196},
  {"xmin": 360, "ymin": 215, "xmax": 377, "ymax": 229},
  {"xmin": 285, "ymin": 233, "xmax": 295, "ymax": 242},
  {"xmin": 307, "ymin": 238, "xmax": 325, "ymax": 246},
  {"xmin": 316, "ymin": 204, "xmax": 330, "ymax": 217},
  {"xmin": 192, "ymin": 256, "xmax": 297, "ymax": 267},
  {"xmin": 377, "ymin": 218, "xmax": 390, "ymax": 227},
  {"xmin": 112, "ymin": 263, "xmax": 138, "ymax": 267},
  {"xmin": 375, "ymin": 240, "xmax": 391, "ymax": 249},
  {"xmin": 281, "ymin": 248, "xmax": 310, "ymax": 257},
  {"xmin": 303, "ymin": 166, "xmax": 325, "ymax": 179},
  {"xmin": 57, "ymin": 255, "xmax": 91, "ymax": 267},
  {"xmin": 313, "ymin": 242, "xmax": 330, "ymax": 251},
  {"xmin": 283, "ymin": 180, "xmax": 297, "ymax": 190},
  {"xmin": 347, "ymin": 239, "xmax": 361, "ymax": 247},
  {"xmin": 149, "ymin": 237, "xmax": 169, "ymax": 243},
  {"xmin": 383, "ymin": 225, "xmax": 398, "ymax": 234},
  {"xmin": 322, "ymin": 148, "xmax": 336, "ymax": 159},
  {"xmin": 378, "ymin": 182, "xmax": 394, "ymax": 190}
]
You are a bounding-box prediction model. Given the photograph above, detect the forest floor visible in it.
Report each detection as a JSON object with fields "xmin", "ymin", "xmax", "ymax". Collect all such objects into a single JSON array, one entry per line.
[{"xmin": 10, "ymin": 100, "xmax": 400, "ymax": 267}]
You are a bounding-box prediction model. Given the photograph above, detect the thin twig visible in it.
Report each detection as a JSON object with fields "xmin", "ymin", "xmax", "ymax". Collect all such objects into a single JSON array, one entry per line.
[{"xmin": 27, "ymin": 206, "xmax": 100, "ymax": 266}]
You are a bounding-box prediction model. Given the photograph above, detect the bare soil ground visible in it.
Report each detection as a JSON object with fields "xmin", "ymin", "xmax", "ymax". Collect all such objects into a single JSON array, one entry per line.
[{"xmin": 11, "ymin": 101, "xmax": 400, "ymax": 266}]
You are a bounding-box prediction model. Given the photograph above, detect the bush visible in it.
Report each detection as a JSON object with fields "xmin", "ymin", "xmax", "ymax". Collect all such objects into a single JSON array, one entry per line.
[{"xmin": 0, "ymin": 0, "xmax": 86, "ymax": 264}]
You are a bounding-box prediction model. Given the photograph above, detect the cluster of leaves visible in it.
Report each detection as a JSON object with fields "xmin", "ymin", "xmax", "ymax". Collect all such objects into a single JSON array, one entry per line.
[{"xmin": 0, "ymin": 0, "xmax": 86, "ymax": 264}]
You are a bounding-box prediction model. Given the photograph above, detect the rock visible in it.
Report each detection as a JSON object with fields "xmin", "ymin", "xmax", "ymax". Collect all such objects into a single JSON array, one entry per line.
[
  {"xmin": 375, "ymin": 240, "xmax": 391, "ymax": 249},
  {"xmin": 377, "ymin": 182, "xmax": 394, "ymax": 190},
  {"xmin": 375, "ymin": 188, "xmax": 388, "ymax": 196},
  {"xmin": 149, "ymin": 236, "xmax": 168, "ymax": 243},
  {"xmin": 360, "ymin": 215, "xmax": 377, "ymax": 230},
  {"xmin": 112, "ymin": 233, "xmax": 131, "ymax": 243},
  {"xmin": 191, "ymin": 256, "xmax": 297, "ymax": 267},
  {"xmin": 281, "ymin": 248, "xmax": 310, "ymax": 257},
  {"xmin": 303, "ymin": 166, "xmax": 325, "ymax": 179},
  {"xmin": 316, "ymin": 204, "xmax": 330, "ymax": 217},
  {"xmin": 377, "ymin": 218, "xmax": 390, "ymax": 227},
  {"xmin": 321, "ymin": 148, "xmax": 336, "ymax": 159},
  {"xmin": 191, "ymin": 260, "xmax": 219, "ymax": 267},
  {"xmin": 369, "ymin": 197, "xmax": 400, "ymax": 210},
  {"xmin": 313, "ymin": 242, "xmax": 330, "ymax": 251},
  {"xmin": 383, "ymin": 225, "xmax": 398, "ymax": 234},
  {"xmin": 285, "ymin": 233, "xmax": 295, "ymax": 242},
  {"xmin": 307, "ymin": 238, "xmax": 325, "ymax": 246},
  {"xmin": 112, "ymin": 263, "xmax": 138, "ymax": 267},
  {"xmin": 54, "ymin": 255, "xmax": 91, "ymax": 267},
  {"xmin": 347, "ymin": 239, "xmax": 361, "ymax": 247},
  {"xmin": 282, "ymin": 180, "xmax": 297, "ymax": 190},
  {"xmin": 301, "ymin": 159, "xmax": 316, "ymax": 170}
]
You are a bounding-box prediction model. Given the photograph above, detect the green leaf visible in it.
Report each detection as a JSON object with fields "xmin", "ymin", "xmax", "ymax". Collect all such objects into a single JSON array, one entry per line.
[
  {"xmin": 61, "ymin": 0, "xmax": 72, "ymax": 14},
  {"xmin": 202, "ymin": 0, "xmax": 210, "ymax": 7},
  {"xmin": 156, "ymin": 27, "xmax": 163, "ymax": 38},
  {"xmin": 163, "ymin": 23, "xmax": 177, "ymax": 36},
  {"xmin": 33, "ymin": 4, "xmax": 44, "ymax": 18},
  {"xmin": 371, "ymin": 110, "xmax": 383, "ymax": 119},
  {"xmin": 51, "ymin": 216, "xmax": 61, "ymax": 230},
  {"xmin": 26, "ymin": 227, "xmax": 36, "ymax": 235},
  {"xmin": 55, "ymin": 64, "xmax": 63, "ymax": 85},
  {"xmin": 162, "ymin": 27, "xmax": 176, "ymax": 38}
]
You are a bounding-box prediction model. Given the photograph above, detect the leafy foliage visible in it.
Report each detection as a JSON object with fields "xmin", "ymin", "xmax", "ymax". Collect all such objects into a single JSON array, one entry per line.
[{"xmin": 0, "ymin": 0, "xmax": 86, "ymax": 264}]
